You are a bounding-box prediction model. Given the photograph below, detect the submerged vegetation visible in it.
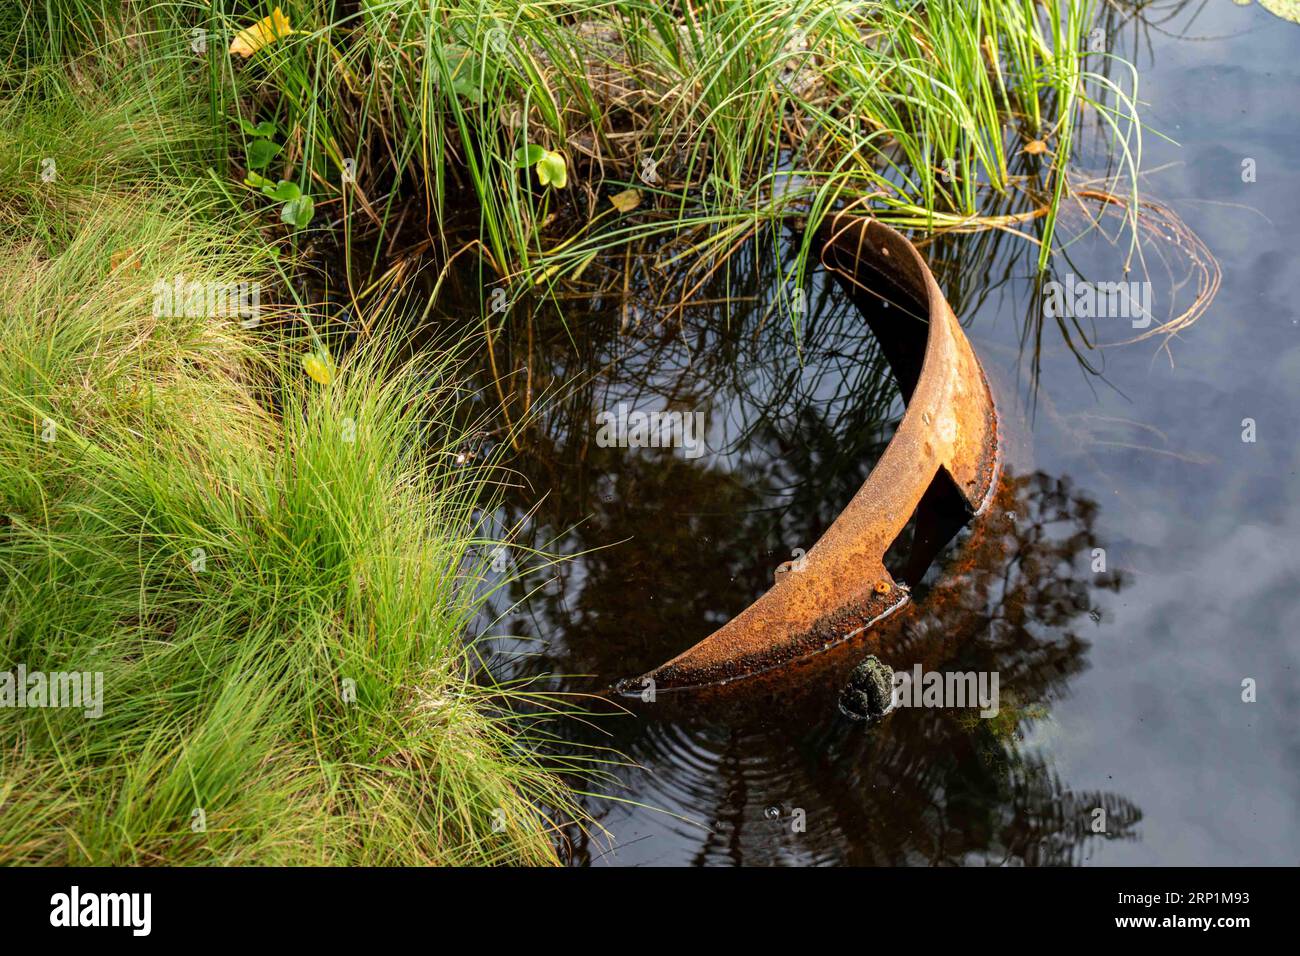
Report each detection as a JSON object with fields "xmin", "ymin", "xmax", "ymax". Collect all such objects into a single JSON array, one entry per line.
[{"xmin": 0, "ymin": 1, "xmax": 1192, "ymax": 865}]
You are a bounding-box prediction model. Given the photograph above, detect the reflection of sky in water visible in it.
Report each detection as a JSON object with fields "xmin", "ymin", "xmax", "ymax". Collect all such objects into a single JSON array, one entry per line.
[
  {"xmin": 961, "ymin": 2, "xmax": 1300, "ymax": 864},
  {"xmin": 478, "ymin": 1, "xmax": 1300, "ymax": 865}
]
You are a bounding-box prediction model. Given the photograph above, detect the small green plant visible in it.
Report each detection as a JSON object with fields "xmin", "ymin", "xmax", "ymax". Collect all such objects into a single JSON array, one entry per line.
[
  {"xmin": 441, "ymin": 43, "xmax": 491, "ymax": 103},
  {"xmin": 514, "ymin": 144, "xmax": 568, "ymax": 190},
  {"xmin": 237, "ymin": 117, "xmax": 314, "ymax": 230}
]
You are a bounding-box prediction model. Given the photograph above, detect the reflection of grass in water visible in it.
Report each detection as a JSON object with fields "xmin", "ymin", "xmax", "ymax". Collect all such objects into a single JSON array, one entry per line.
[
  {"xmin": 0, "ymin": 45, "xmax": 587, "ymax": 865},
  {"xmin": 469, "ymin": 226, "xmax": 901, "ymax": 464},
  {"xmin": 469, "ymin": 235, "xmax": 907, "ymax": 681},
  {"xmin": 960, "ymin": 693, "xmax": 1051, "ymax": 744}
]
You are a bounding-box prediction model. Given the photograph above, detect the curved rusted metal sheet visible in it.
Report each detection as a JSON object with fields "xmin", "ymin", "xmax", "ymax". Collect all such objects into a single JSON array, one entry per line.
[{"xmin": 623, "ymin": 214, "xmax": 1001, "ymax": 692}]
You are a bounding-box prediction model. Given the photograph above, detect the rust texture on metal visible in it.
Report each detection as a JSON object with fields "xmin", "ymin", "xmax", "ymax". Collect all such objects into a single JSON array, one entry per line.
[{"xmin": 628, "ymin": 214, "xmax": 1001, "ymax": 691}]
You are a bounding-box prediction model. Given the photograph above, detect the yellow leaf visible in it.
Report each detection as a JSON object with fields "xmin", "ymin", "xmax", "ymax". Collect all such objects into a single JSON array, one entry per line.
[
  {"xmin": 1023, "ymin": 139, "xmax": 1048, "ymax": 155},
  {"xmin": 609, "ymin": 188, "xmax": 641, "ymax": 213},
  {"xmin": 301, "ymin": 352, "xmax": 333, "ymax": 385},
  {"xmin": 230, "ymin": 7, "xmax": 294, "ymax": 58},
  {"xmin": 535, "ymin": 150, "xmax": 567, "ymax": 189}
]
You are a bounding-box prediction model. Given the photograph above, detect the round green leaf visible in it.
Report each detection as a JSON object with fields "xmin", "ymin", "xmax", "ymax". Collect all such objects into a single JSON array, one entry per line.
[
  {"xmin": 235, "ymin": 116, "xmax": 277, "ymax": 138},
  {"xmin": 535, "ymin": 150, "xmax": 567, "ymax": 189},
  {"xmin": 280, "ymin": 194, "xmax": 315, "ymax": 230},
  {"xmin": 451, "ymin": 76, "xmax": 484, "ymax": 103},
  {"xmin": 246, "ymin": 139, "xmax": 281, "ymax": 170},
  {"xmin": 513, "ymin": 144, "xmax": 545, "ymax": 169},
  {"xmin": 263, "ymin": 180, "xmax": 301, "ymax": 202}
]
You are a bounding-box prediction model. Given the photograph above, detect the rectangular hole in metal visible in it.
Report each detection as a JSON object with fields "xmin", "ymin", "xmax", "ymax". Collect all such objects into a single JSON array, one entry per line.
[{"xmin": 882, "ymin": 464, "xmax": 974, "ymax": 591}]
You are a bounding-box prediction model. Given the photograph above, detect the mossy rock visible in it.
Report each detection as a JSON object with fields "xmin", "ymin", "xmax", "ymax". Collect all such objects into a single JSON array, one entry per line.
[{"xmin": 838, "ymin": 655, "xmax": 895, "ymax": 722}]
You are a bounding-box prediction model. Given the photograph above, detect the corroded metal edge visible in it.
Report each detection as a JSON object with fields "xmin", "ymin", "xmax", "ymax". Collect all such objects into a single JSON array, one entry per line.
[{"xmin": 622, "ymin": 214, "xmax": 1001, "ymax": 692}]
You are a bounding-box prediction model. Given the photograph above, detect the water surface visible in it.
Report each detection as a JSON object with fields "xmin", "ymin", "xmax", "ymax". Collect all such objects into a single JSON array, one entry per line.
[{"xmin": 463, "ymin": 2, "xmax": 1300, "ymax": 866}]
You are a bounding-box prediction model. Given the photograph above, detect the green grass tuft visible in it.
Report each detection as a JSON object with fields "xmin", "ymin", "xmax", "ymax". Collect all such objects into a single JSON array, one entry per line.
[{"xmin": 0, "ymin": 40, "xmax": 581, "ymax": 866}]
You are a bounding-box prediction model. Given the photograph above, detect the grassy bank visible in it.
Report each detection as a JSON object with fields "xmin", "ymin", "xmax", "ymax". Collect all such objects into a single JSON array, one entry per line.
[
  {"xmin": 0, "ymin": 38, "xmax": 578, "ymax": 865},
  {"xmin": 191, "ymin": 0, "xmax": 1140, "ymax": 306},
  {"xmin": 26, "ymin": 3, "xmax": 1142, "ymax": 313}
]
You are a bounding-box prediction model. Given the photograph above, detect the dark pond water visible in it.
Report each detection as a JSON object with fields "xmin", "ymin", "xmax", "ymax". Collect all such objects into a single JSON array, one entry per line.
[{"xmin": 439, "ymin": 3, "xmax": 1300, "ymax": 865}]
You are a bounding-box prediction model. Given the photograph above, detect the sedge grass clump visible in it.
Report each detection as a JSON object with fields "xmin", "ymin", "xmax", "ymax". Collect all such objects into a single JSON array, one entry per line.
[{"xmin": 0, "ymin": 48, "xmax": 581, "ymax": 865}]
